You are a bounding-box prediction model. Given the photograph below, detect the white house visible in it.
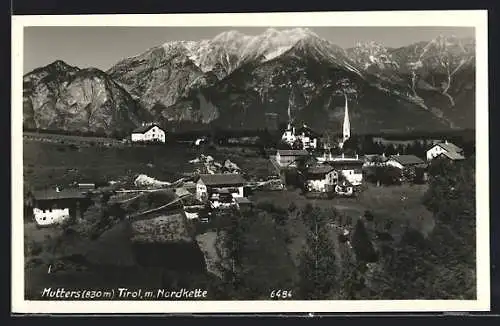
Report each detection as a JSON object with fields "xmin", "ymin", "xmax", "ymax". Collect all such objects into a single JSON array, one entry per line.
[
  {"xmin": 305, "ymin": 165, "xmax": 338, "ymax": 193},
  {"xmin": 386, "ymin": 154, "xmax": 426, "ymax": 170},
  {"xmin": 131, "ymin": 123, "xmax": 166, "ymax": 143},
  {"xmin": 325, "ymin": 156, "xmax": 364, "ymax": 186},
  {"xmin": 28, "ymin": 187, "xmax": 88, "ymax": 226},
  {"xmin": 196, "ymin": 173, "xmax": 246, "ymax": 203},
  {"xmin": 426, "ymin": 141, "xmax": 465, "ymax": 161}
]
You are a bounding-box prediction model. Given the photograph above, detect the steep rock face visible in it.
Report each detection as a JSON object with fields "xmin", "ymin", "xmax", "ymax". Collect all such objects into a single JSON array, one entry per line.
[
  {"xmin": 107, "ymin": 44, "xmax": 206, "ymax": 114},
  {"xmin": 24, "ymin": 30, "xmax": 476, "ymax": 135},
  {"xmin": 346, "ymin": 36, "xmax": 475, "ymax": 128},
  {"xmin": 23, "ymin": 61, "xmax": 146, "ymax": 136},
  {"xmin": 201, "ymin": 42, "xmax": 449, "ymax": 133}
]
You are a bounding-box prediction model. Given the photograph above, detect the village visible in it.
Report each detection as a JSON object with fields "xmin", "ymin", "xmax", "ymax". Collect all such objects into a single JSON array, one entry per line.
[{"xmin": 23, "ymin": 93, "xmax": 469, "ymax": 294}]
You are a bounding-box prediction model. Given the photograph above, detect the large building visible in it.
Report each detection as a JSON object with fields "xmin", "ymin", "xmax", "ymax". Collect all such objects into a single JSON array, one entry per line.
[
  {"xmin": 281, "ymin": 123, "xmax": 319, "ymax": 150},
  {"xmin": 131, "ymin": 123, "xmax": 166, "ymax": 143}
]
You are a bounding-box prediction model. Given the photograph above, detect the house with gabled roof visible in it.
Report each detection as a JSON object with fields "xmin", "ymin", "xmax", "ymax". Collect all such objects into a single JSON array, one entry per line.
[
  {"xmin": 386, "ymin": 154, "xmax": 426, "ymax": 170},
  {"xmin": 305, "ymin": 164, "xmax": 338, "ymax": 193},
  {"xmin": 131, "ymin": 123, "xmax": 166, "ymax": 143},
  {"xmin": 27, "ymin": 187, "xmax": 91, "ymax": 226},
  {"xmin": 195, "ymin": 173, "xmax": 246, "ymax": 203},
  {"xmin": 426, "ymin": 140, "xmax": 465, "ymax": 161},
  {"xmin": 275, "ymin": 149, "xmax": 310, "ymax": 168}
]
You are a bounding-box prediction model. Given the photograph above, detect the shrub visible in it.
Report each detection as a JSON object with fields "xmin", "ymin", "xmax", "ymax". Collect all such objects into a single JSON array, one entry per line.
[
  {"xmin": 26, "ymin": 240, "xmax": 43, "ymax": 256},
  {"xmin": 364, "ymin": 210, "xmax": 374, "ymax": 222},
  {"xmin": 351, "ymin": 219, "xmax": 378, "ymax": 263}
]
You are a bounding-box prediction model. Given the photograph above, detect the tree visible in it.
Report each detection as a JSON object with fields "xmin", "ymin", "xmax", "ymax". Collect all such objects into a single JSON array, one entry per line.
[
  {"xmin": 351, "ymin": 219, "xmax": 378, "ymax": 263},
  {"xmin": 298, "ymin": 206, "xmax": 338, "ymax": 299}
]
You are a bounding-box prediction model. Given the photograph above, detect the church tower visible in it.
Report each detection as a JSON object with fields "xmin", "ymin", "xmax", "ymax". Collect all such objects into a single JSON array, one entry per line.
[
  {"xmin": 338, "ymin": 95, "xmax": 351, "ymax": 150},
  {"xmin": 342, "ymin": 95, "xmax": 351, "ymax": 143}
]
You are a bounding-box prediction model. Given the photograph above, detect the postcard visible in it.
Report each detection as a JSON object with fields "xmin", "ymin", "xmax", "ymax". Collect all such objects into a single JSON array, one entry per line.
[{"xmin": 11, "ymin": 10, "xmax": 489, "ymax": 314}]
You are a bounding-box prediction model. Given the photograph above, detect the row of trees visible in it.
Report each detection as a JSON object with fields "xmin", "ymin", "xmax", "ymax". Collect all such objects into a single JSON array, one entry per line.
[{"xmin": 363, "ymin": 157, "xmax": 476, "ymax": 299}]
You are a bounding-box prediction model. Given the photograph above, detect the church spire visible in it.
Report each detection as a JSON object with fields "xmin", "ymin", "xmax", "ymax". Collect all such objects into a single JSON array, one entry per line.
[{"xmin": 342, "ymin": 94, "xmax": 350, "ymax": 143}]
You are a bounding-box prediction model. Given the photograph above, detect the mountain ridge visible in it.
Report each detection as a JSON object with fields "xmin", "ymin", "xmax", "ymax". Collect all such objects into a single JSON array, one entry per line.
[{"xmin": 23, "ymin": 29, "xmax": 475, "ymax": 135}]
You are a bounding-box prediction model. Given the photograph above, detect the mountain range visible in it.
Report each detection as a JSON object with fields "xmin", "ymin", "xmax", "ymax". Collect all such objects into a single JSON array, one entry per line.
[{"xmin": 23, "ymin": 28, "xmax": 475, "ymax": 136}]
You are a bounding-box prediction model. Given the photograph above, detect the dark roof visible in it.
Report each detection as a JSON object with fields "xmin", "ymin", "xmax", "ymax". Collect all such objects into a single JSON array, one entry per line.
[
  {"xmin": 435, "ymin": 141, "xmax": 463, "ymax": 153},
  {"xmin": 363, "ymin": 154, "xmax": 388, "ymax": 162},
  {"xmin": 131, "ymin": 124, "xmax": 163, "ymax": 134},
  {"xmin": 307, "ymin": 165, "xmax": 336, "ymax": 175},
  {"xmin": 32, "ymin": 188, "xmax": 86, "ymax": 201},
  {"xmin": 277, "ymin": 149, "xmax": 309, "ymax": 156},
  {"xmin": 437, "ymin": 151, "xmax": 465, "ymax": 161},
  {"xmin": 234, "ymin": 197, "xmax": 252, "ymax": 205},
  {"xmin": 198, "ymin": 173, "xmax": 246, "ymax": 186},
  {"xmin": 388, "ymin": 155, "xmax": 425, "ymax": 166},
  {"xmin": 325, "ymin": 158, "xmax": 364, "ymax": 167}
]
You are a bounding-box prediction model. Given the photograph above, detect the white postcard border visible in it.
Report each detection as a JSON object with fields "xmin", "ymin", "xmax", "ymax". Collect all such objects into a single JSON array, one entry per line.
[{"xmin": 11, "ymin": 10, "xmax": 490, "ymax": 314}]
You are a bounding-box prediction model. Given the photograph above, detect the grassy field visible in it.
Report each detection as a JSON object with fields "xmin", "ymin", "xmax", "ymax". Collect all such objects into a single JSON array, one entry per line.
[
  {"xmin": 250, "ymin": 182, "xmax": 433, "ymax": 268},
  {"xmin": 23, "ymin": 136, "xmax": 277, "ymax": 193},
  {"xmin": 23, "ymin": 138, "xmax": 200, "ymax": 192}
]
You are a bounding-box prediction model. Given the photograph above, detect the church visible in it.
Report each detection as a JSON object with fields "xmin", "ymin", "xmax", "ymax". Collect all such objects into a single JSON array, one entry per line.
[{"xmin": 280, "ymin": 91, "xmax": 319, "ymax": 150}]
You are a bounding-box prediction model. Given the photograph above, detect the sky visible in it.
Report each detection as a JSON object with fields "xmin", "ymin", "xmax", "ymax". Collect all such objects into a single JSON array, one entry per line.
[{"xmin": 23, "ymin": 26, "xmax": 474, "ymax": 74}]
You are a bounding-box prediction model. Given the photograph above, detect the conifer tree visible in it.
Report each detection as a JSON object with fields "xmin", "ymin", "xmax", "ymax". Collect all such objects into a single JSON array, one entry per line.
[{"xmin": 298, "ymin": 206, "xmax": 338, "ymax": 299}]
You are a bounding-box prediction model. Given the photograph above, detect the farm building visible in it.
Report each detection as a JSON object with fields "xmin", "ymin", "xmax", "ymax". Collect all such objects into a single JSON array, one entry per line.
[
  {"xmin": 195, "ymin": 173, "xmax": 246, "ymax": 203},
  {"xmin": 324, "ymin": 156, "xmax": 364, "ymax": 187},
  {"xmin": 362, "ymin": 154, "xmax": 388, "ymax": 168},
  {"xmin": 304, "ymin": 165, "xmax": 338, "ymax": 193},
  {"xmin": 274, "ymin": 149, "xmax": 310, "ymax": 168},
  {"xmin": 426, "ymin": 141, "xmax": 465, "ymax": 161},
  {"xmin": 131, "ymin": 123, "xmax": 166, "ymax": 143},
  {"xmin": 27, "ymin": 187, "xmax": 91, "ymax": 226},
  {"xmin": 386, "ymin": 154, "xmax": 427, "ymax": 183},
  {"xmin": 386, "ymin": 154, "xmax": 426, "ymax": 170}
]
